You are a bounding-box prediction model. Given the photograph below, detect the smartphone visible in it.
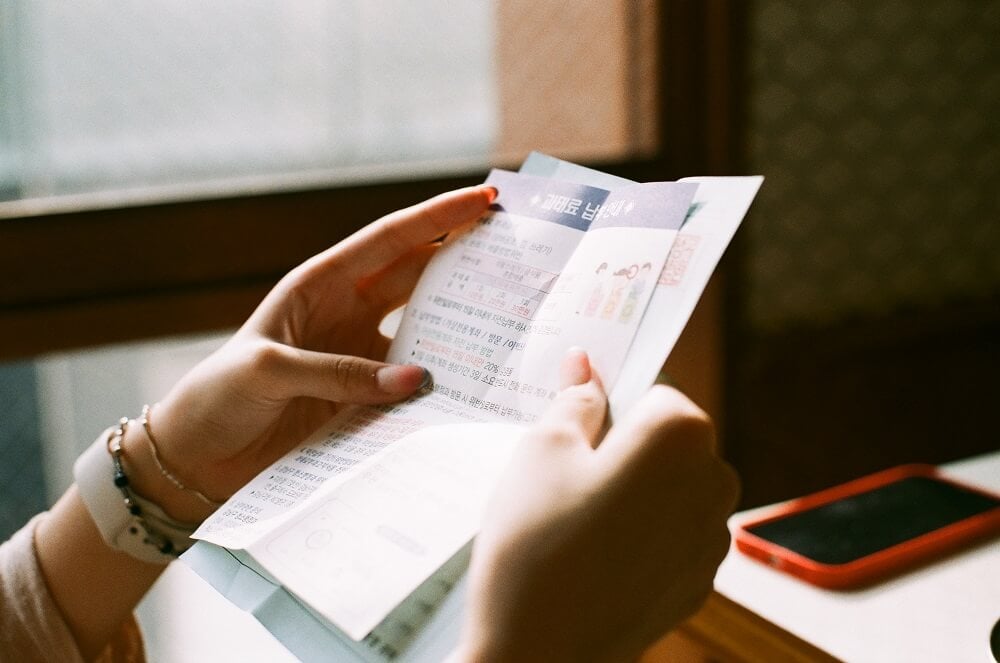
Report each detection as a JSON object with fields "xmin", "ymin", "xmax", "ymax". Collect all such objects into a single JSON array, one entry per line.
[{"xmin": 734, "ymin": 464, "xmax": 1000, "ymax": 589}]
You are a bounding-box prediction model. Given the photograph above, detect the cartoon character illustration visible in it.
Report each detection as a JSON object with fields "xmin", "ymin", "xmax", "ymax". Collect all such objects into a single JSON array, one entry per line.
[
  {"xmin": 600, "ymin": 263, "xmax": 634, "ymax": 320},
  {"xmin": 618, "ymin": 262, "xmax": 652, "ymax": 323},
  {"xmin": 582, "ymin": 262, "xmax": 609, "ymax": 316}
]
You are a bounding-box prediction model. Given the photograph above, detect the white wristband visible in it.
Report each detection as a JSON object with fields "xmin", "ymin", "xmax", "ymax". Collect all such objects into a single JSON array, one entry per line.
[{"xmin": 74, "ymin": 428, "xmax": 198, "ymax": 564}]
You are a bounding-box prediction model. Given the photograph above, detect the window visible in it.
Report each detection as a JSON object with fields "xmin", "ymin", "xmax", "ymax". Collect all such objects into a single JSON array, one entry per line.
[
  {"xmin": 1, "ymin": 1, "xmax": 496, "ymax": 202},
  {"xmin": 5, "ymin": 0, "xmax": 733, "ymax": 362},
  {"xmin": 0, "ymin": 0, "xmax": 738, "ymax": 551}
]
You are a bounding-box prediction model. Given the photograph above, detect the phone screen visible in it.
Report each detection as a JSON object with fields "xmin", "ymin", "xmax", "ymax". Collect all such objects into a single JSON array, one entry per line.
[{"xmin": 745, "ymin": 476, "xmax": 1000, "ymax": 565}]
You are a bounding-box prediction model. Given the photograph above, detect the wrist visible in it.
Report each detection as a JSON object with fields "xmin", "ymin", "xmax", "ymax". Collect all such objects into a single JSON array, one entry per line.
[
  {"xmin": 119, "ymin": 418, "xmax": 217, "ymax": 524},
  {"xmin": 73, "ymin": 423, "xmax": 201, "ymax": 563}
]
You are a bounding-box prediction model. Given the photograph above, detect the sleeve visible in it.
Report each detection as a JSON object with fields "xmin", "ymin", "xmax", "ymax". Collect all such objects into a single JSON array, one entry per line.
[{"xmin": 0, "ymin": 514, "xmax": 85, "ymax": 663}]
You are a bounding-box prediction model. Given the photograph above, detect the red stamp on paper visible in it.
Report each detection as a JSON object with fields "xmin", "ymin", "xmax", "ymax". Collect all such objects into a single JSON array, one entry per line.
[{"xmin": 658, "ymin": 233, "xmax": 700, "ymax": 286}]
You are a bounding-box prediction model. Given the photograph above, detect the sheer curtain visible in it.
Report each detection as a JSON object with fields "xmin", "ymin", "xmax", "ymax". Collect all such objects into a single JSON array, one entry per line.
[{"xmin": 1, "ymin": 0, "xmax": 497, "ymax": 201}]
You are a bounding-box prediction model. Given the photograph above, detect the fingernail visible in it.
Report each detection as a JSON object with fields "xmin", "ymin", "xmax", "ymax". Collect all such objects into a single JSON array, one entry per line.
[
  {"xmin": 418, "ymin": 367, "xmax": 433, "ymax": 390},
  {"xmin": 375, "ymin": 364, "xmax": 430, "ymax": 395},
  {"xmin": 483, "ymin": 186, "xmax": 499, "ymax": 203}
]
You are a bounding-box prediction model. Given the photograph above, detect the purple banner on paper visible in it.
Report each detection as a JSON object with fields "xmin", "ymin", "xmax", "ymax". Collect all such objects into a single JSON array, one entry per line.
[{"xmin": 484, "ymin": 169, "xmax": 695, "ymax": 233}]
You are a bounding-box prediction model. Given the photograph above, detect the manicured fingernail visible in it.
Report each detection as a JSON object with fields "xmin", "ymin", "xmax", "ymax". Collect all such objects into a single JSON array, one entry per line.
[
  {"xmin": 375, "ymin": 364, "xmax": 429, "ymax": 395},
  {"xmin": 484, "ymin": 186, "xmax": 499, "ymax": 203},
  {"xmin": 418, "ymin": 367, "xmax": 433, "ymax": 390}
]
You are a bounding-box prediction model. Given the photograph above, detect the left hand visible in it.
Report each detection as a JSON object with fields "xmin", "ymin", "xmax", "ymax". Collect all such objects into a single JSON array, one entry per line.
[{"xmin": 139, "ymin": 185, "xmax": 495, "ymax": 515}]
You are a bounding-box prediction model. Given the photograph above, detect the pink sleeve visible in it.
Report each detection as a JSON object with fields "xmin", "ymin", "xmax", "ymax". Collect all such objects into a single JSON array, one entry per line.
[{"xmin": 0, "ymin": 514, "xmax": 85, "ymax": 663}]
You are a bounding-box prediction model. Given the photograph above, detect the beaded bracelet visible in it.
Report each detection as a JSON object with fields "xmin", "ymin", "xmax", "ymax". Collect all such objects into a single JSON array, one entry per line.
[
  {"xmin": 139, "ymin": 404, "xmax": 223, "ymax": 509},
  {"xmin": 106, "ymin": 417, "xmax": 189, "ymax": 557}
]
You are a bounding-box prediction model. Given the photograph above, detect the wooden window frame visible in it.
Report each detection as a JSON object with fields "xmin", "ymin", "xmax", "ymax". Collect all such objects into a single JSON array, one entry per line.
[{"xmin": 0, "ymin": 0, "xmax": 741, "ymax": 361}]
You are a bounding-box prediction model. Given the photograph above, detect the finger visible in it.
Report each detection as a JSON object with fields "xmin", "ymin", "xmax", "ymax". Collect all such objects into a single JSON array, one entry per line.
[
  {"xmin": 357, "ymin": 242, "xmax": 439, "ymax": 313},
  {"xmin": 528, "ymin": 349, "xmax": 607, "ymax": 450},
  {"xmin": 559, "ymin": 346, "xmax": 592, "ymax": 390},
  {"xmin": 258, "ymin": 343, "xmax": 431, "ymax": 404},
  {"xmin": 316, "ymin": 185, "xmax": 496, "ymax": 283},
  {"xmin": 248, "ymin": 186, "xmax": 495, "ymax": 341},
  {"xmin": 597, "ymin": 384, "xmax": 715, "ymax": 465},
  {"xmin": 715, "ymin": 459, "xmax": 742, "ymax": 516}
]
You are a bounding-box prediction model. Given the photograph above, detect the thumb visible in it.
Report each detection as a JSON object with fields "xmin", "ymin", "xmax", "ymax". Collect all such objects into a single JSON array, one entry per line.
[
  {"xmin": 267, "ymin": 344, "xmax": 430, "ymax": 404},
  {"xmin": 597, "ymin": 384, "xmax": 717, "ymax": 468},
  {"xmin": 529, "ymin": 348, "xmax": 607, "ymax": 449}
]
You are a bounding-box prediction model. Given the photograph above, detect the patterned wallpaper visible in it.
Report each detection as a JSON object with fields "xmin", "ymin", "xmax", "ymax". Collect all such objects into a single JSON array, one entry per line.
[{"xmin": 745, "ymin": 0, "xmax": 1000, "ymax": 332}]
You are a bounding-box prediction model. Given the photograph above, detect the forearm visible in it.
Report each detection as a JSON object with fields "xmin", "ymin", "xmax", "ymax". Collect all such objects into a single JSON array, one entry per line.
[
  {"xmin": 35, "ymin": 486, "xmax": 163, "ymax": 660},
  {"xmin": 35, "ymin": 418, "xmax": 215, "ymax": 660}
]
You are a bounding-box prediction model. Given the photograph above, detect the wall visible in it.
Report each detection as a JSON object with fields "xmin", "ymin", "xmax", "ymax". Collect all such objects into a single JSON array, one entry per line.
[
  {"xmin": 744, "ymin": 0, "xmax": 999, "ymax": 331},
  {"xmin": 731, "ymin": 0, "xmax": 1000, "ymax": 505}
]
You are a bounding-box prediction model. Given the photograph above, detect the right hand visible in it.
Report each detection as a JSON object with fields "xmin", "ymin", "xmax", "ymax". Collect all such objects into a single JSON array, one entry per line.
[{"xmin": 456, "ymin": 349, "xmax": 739, "ymax": 662}]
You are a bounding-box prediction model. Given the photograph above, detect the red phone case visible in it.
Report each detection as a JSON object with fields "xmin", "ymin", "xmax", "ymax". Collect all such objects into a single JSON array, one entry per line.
[{"xmin": 734, "ymin": 464, "xmax": 1000, "ymax": 589}]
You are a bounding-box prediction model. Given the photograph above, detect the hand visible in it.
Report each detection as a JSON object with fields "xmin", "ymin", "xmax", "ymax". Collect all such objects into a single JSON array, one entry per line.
[
  {"xmin": 131, "ymin": 185, "xmax": 495, "ymax": 518},
  {"xmin": 456, "ymin": 349, "xmax": 739, "ymax": 663},
  {"xmin": 33, "ymin": 185, "xmax": 495, "ymax": 660}
]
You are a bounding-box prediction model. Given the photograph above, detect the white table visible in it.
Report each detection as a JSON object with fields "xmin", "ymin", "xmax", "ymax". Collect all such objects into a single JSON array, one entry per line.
[
  {"xmin": 710, "ymin": 450, "xmax": 1000, "ymax": 663},
  {"xmin": 139, "ymin": 452, "xmax": 1000, "ymax": 662}
]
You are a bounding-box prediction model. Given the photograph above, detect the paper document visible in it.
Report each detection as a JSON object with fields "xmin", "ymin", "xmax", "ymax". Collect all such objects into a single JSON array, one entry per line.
[
  {"xmin": 185, "ymin": 156, "xmax": 761, "ymax": 661},
  {"xmin": 519, "ymin": 152, "xmax": 763, "ymax": 417}
]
